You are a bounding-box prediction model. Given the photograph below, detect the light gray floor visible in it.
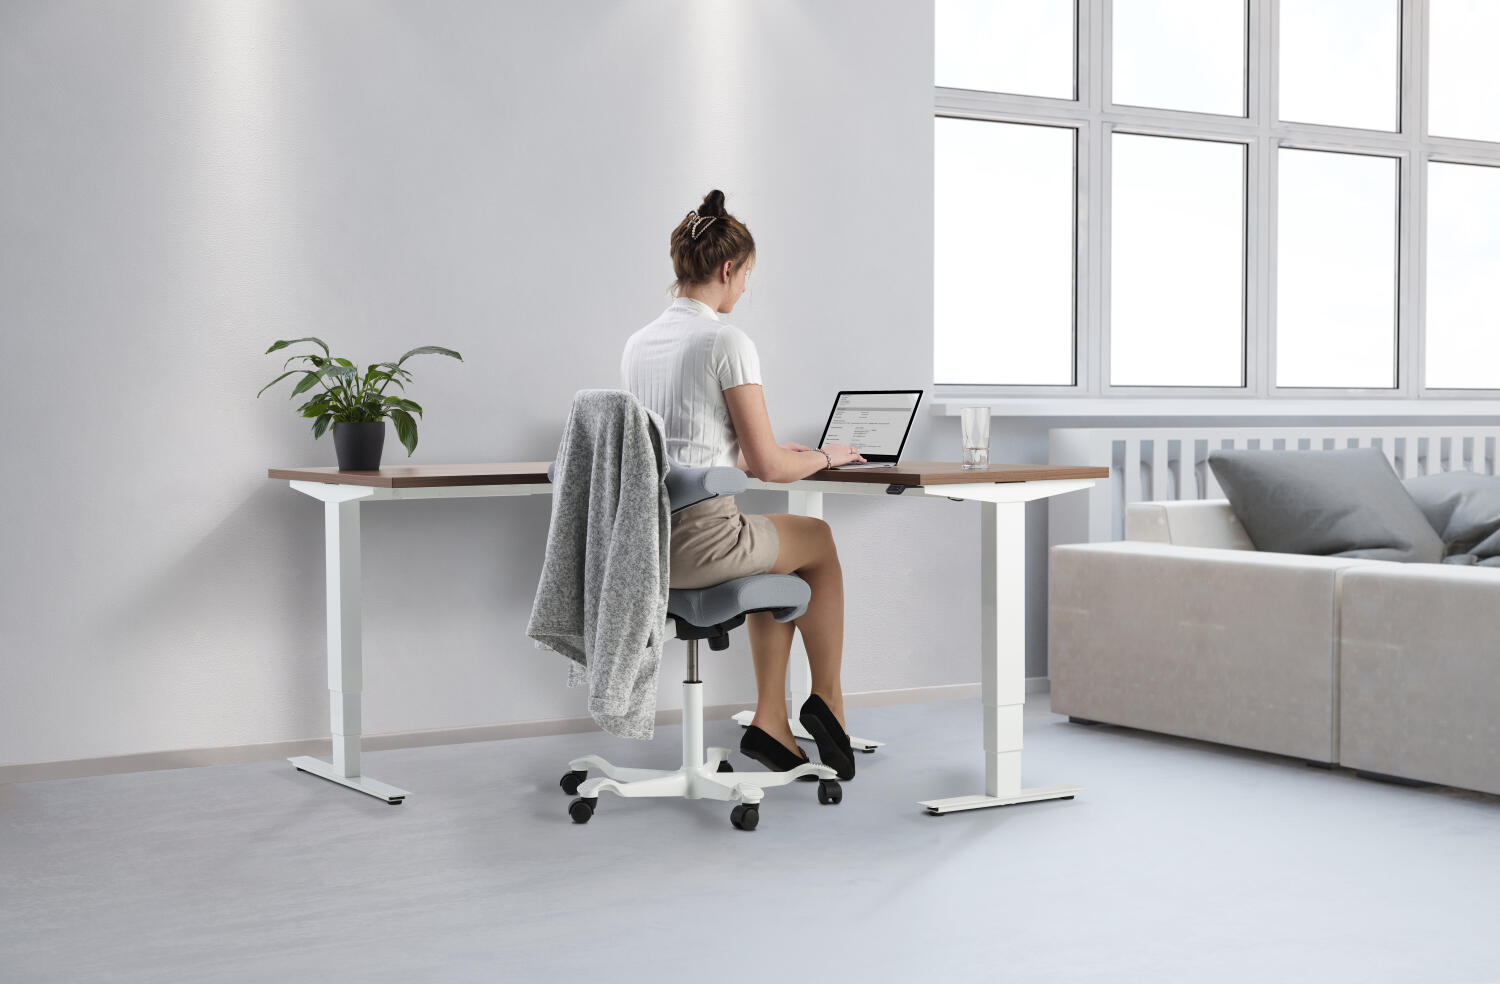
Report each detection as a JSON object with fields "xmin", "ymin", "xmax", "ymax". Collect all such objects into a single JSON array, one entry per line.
[{"xmin": 4, "ymin": 696, "xmax": 1499, "ymax": 984}]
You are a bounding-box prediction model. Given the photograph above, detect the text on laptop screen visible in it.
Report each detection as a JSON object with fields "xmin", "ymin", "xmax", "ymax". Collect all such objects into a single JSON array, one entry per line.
[{"xmin": 822, "ymin": 392, "xmax": 921, "ymax": 455}]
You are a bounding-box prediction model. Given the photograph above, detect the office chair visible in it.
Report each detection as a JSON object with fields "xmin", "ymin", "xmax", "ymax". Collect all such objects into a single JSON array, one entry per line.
[{"xmin": 547, "ymin": 459, "xmax": 842, "ymax": 831}]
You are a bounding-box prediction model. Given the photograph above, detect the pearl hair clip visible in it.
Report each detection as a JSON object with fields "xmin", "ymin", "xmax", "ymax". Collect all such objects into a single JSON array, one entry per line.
[{"xmin": 686, "ymin": 210, "xmax": 719, "ymax": 240}]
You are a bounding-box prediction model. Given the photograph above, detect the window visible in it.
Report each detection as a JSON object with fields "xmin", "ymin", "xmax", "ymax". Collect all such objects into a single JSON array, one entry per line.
[
  {"xmin": 935, "ymin": 0, "xmax": 1076, "ymax": 100},
  {"xmin": 934, "ymin": 0, "xmax": 1500, "ymax": 404},
  {"xmin": 1425, "ymin": 161, "xmax": 1500, "ymax": 389},
  {"xmin": 1276, "ymin": 149, "xmax": 1398, "ymax": 388},
  {"xmin": 1111, "ymin": 0, "xmax": 1246, "ymax": 116},
  {"xmin": 1110, "ymin": 134, "xmax": 1245, "ymax": 387},
  {"xmin": 935, "ymin": 119, "xmax": 1076, "ymax": 385},
  {"xmin": 1278, "ymin": 0, "xmax": 1400, "ymax": 132},
  {"xmin": 1428, "ymin": 0, "xmax": 1500, "ymax": 144}
]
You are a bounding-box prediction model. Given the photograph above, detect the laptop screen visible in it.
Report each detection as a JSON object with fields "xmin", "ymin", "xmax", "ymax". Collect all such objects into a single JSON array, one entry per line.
[{"xmin": 817, "ymin": 390, "xmax": 923, "ymax": 462}]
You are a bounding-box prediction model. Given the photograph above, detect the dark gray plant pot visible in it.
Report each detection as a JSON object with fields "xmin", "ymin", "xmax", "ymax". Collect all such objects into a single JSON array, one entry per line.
[{"xmin": 332, "ymin": 421, "xmax": 386, "ymax": 471}]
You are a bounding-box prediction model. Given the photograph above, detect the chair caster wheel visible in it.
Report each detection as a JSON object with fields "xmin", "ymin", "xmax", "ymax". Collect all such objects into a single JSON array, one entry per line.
[
  {"xmin": 730, "ymin": 803, "xmax": 759, "ymax": 831},
  {"xmin": 717, "ymin": 761, "xmax": 734, "ymax": 773},
  {"xmin": 568, "ymin": 797, "xmax": 597, "ymax": 824},
  {"xmin": 817, "ymin": 779, "xmax": 843, "ymax": 805},
  {"xmin": 860, "ymin": 747, "xmax": 876, "ymax": 754},
  {"xmin": 559, "ymin": 770, "xmax": 587, "ymax": 795}
]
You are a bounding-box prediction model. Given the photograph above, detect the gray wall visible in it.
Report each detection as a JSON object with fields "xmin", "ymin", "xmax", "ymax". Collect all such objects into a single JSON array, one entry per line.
[{"xmin": 4, "ymin": 0, "xmax": 1074, "ymax": 768}]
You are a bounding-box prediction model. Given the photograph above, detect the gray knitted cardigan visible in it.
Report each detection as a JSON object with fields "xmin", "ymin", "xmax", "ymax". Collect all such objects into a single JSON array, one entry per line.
[{"xmin": 526, "ymin": 389, "xmax": 671, "ymax": 739}]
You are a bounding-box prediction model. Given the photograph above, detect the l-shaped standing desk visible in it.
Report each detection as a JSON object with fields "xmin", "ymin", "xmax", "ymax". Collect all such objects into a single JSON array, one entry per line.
[{"xmin": 267, "ymin": 461, "xmax": 1105, "ymax": 814}]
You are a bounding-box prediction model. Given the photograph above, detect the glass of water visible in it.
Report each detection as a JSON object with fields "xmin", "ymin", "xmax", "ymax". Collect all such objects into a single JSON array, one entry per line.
[{"xmin": 960, "ymin": 406, "xmax": 990, "ymax": 469}]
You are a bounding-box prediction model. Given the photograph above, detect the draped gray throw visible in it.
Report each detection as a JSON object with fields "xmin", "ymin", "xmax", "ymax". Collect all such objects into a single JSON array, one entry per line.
[{"xmin": 526, "ymin": 389, "xmax": 671, "ymax": 739}]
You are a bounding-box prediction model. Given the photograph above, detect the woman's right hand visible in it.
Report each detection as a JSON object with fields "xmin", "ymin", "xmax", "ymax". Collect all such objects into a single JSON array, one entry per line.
[{"xmin": 822, "ymin": 443, "xmax": 866, "ymax": 466}]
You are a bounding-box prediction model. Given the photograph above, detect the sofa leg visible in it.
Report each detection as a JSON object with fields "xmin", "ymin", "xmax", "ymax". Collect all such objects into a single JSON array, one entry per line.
[
  {"xmin": 1068, "ymin": 717, "xmax": 1102, "ymax": 726},
  {"xmin": 1355, "ymin": 769, "xmax": 1431, "ymax": 788},
  {"xmin": 1303, "ymin": 760, "xmax": 1335, "ymax": 770}
]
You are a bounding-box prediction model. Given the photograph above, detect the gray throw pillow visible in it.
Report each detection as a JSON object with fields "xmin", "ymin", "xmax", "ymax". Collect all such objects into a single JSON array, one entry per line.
[
  {"xmin": 1207, "ymin": 448, "xmax": 1444, "ymax": 563},
  {"xmin": 1402, "ymin": 470, "xmax": 1500, "ymax": 566}
]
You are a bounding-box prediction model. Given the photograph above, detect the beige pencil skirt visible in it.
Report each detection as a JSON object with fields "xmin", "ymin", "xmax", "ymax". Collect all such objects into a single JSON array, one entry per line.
[{"xmin": 669, "ymin": 496, "xmax": 781, "ymax": 589}]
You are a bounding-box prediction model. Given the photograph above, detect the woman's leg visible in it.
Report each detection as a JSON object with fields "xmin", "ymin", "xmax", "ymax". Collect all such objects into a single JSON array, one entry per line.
[
  {"xmin": 745, "ymin": 608, "xmax": 797, "ymax": 749},
  {"xmin": 744, "ymin": 514, "xmax": 846, "ymax": 750}
]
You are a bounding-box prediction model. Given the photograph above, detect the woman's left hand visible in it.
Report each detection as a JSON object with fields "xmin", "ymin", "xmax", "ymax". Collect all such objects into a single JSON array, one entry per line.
[{"xmin": 780, "ymin": 441, "xmax": 812, "ymax": 452}]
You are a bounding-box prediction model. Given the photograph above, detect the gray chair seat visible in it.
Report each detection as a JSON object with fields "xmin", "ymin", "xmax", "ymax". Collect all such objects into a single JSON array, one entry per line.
[{"xmin": 668, "ymin": 574, "xmax": 810, "ymax": 628}]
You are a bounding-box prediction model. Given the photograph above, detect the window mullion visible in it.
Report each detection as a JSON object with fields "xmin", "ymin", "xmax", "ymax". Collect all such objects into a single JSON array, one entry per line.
[
  {"xmin": 1406, "ymin": 0, "xmax": 1427, "ymax": 397},
  {"xmin": 1251, "ymin": 0, "xmax": 1272, "ymax": 397},
  {"xmin": 1085, "ymin": 0, "xmax": 1106, "ymax": 395}
]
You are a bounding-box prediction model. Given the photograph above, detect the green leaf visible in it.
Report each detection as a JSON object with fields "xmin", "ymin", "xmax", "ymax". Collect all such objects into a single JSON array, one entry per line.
[
  {"xmin": 395, "ymin": 345, "xmax": 462, "ymax": 366},
  {"xmin": 299, "ymin": 393, "xmax": 331, "ymax": 417},
  {"xmin": 382, "ymin": 396, "xmax": 423, "ymax": 417},
  {"xmin": 320, "ymin": 364, "xmax": 357, "ymax": 399},
  {"xmin": 367, "ymin": 364, "xmax": 411, "ymax": 397},
  {"xmin": 312, "ymin": 413, "xmax": 334, "ymax": 439},
  {"xmin": 283, "ymin": 353, "xmax": 326, "ymax": 370},
  {"xmin": 389, "ymin": 408, "xmax": 418, "ymax": 455},
  {"xmin": 257, "ymin": 369, "xmax": 315, "ymax": 398},
  {"xmin": 265, "ymin": 337, "xmax": 330, "ymax": 357},
  {"xmin": 289, "ymin": 370, "xmax": 327, "ymax": 397}
]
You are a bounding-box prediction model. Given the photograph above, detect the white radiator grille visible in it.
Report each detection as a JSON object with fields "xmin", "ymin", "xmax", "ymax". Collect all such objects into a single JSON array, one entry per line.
[{"xmin": 1048, "ymin": 426, "xmax": 1500, "ymax": 545}]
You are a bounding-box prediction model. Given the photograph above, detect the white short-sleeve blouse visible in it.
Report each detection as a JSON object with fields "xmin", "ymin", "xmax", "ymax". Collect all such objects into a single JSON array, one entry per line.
[{"xmin": 620, "ymin": 297, "xmax": 763, "ymax": 469}]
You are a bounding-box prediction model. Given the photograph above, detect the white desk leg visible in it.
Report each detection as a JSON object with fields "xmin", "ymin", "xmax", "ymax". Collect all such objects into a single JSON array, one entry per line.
[
  {"xmin": 288, "ymin": 496, "xmax": 408, "ymax": 804},
  {"xmin": 730, "ymin": 489, "xmax": 883, "ymax": 752},
  {"xmin": 919, "ymin": 499, "xmax": 1078, "ymax": 814}
]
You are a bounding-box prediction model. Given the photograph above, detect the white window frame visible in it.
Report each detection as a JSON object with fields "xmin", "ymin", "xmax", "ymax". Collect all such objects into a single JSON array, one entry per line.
[{"xmin": 933, "ymin": 0, "xmax": 1500, "ymax": 417}]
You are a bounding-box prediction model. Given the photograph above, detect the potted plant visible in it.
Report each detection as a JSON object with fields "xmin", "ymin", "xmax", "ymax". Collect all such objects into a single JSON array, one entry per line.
[{"xmin": 259, "ymin": 337, "xmax": 463, "ymax": 470}]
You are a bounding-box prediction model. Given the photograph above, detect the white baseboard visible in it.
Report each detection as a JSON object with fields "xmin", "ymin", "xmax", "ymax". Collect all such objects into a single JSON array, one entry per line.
[{"xmin": 0, "ymin": 678, "xmax": 1049, "ymax": 785}]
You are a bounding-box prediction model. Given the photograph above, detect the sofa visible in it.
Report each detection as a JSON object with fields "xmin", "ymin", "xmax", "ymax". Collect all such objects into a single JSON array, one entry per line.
[{"xmin": 1049, "ymin": 499, "xmax": 1500, "ymax": 796}]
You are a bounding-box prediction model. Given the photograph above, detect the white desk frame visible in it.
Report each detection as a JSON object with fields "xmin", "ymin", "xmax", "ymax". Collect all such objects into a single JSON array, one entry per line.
[{"xmin": 282, "ymin": 474, "xmax": 1096, "ymax": 814}]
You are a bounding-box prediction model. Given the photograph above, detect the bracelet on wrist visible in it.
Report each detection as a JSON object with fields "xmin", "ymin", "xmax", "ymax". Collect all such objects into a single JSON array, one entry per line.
[{"xmin": 817, "ymin": 449, "xmax": 832, "ymax": 470}]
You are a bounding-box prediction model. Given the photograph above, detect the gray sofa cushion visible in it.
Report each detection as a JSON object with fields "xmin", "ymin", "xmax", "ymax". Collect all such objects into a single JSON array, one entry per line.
[
  {"xmin": 1207, "ymin": 448, "xmax": 1444, "ymax": 563},
  {"xmin": 1402, "ymin": 470, "xmax": 1500, "ymax": 567}
]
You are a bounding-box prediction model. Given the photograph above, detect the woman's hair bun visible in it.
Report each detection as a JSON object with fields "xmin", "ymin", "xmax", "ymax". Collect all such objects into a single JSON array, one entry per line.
[
  {"xmin": 698, "ymin": 189, "xmax": 727, "ymax": 217},
  {"xmin": 669, "ymin": 188, "xmax": 755, "ymax": 293}
]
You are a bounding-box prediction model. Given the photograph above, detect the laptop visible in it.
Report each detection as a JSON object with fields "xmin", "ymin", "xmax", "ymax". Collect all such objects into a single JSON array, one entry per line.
[{"xmin": 816, "ymin": 390, "xmax": 924, "ymax": 469}]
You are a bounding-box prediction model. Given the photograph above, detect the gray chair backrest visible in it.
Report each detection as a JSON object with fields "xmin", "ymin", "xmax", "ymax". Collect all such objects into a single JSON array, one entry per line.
[
  {"xmin": 545, "ymin": 459, "xmax": 744, "ymax": 513},
  {"xmin": 545, "ymin": 427, "xmax": 745, "ymax": 513},
  {"xmin": 664, "ymin": 464, "xmax": 746, "ymax": 513}
]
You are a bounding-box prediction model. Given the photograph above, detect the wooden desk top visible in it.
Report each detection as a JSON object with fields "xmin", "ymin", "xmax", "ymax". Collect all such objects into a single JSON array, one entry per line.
[{"xmin": 268, "ymin": 461, "xmax": 1108, "ymax": 489}]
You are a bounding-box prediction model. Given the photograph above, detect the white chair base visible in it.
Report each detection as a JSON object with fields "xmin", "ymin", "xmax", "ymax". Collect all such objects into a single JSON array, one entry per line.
[
  {"xmin": 562, "ymin": 664, "xmax": 840, "ymax": 829},
  {"xmin": 569, "ymin": 748, "xmax": 831, "ymax": 804}
]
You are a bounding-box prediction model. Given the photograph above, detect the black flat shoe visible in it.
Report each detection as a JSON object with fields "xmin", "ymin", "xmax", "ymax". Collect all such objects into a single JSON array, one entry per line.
[
  {"xmin": 799, "ymin": 694, "xmax": 855, "ymax": 781},
  {"xmin": 739, "ymin": 725, "xmax": 811, "ymax": 772}
]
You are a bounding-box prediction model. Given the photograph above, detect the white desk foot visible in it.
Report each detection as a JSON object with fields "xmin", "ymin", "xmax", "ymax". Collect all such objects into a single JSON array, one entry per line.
[
  {"xmin": 919, "ymin": 784, "xmax": 1081, "ymax": 815},
  {"xmin": 288, "ymin": 756, "xmax": 408, "ymax": 804},
  {"xmin": 729, "ymin": 709, "xmax": 885, "ymax": 752}
]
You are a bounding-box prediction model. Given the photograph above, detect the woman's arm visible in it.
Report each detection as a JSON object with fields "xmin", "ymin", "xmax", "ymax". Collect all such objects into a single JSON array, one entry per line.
[
  {"xmin": 724, "ymin": 384, "xmax": 864, "ymax": 482},
  {"xmin": 735, "ymin": 442, "xmax": 809, "ymax": 473}
]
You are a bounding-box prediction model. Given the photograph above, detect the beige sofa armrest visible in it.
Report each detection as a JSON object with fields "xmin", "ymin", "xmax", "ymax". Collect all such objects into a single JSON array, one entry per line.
[
  {"xmin": 1339, "ymin": 564, "xmax": 1500, "ymax": 795},
  {"xmin": 1125, "ymin": 499, "xmax": 1255, "ymax": 550}
]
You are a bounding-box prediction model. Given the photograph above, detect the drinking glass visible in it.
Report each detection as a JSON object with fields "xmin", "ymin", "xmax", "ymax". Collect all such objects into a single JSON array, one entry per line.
[{"xmin": 960, "ymin": 406, "xmax": 990, "ymax": 469}]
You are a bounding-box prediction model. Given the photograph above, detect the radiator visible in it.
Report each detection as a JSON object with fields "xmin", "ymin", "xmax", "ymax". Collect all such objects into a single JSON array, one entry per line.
[{"xmin": 1048, "ymin": 425, "xmax": 1500, "ymax": 545}]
